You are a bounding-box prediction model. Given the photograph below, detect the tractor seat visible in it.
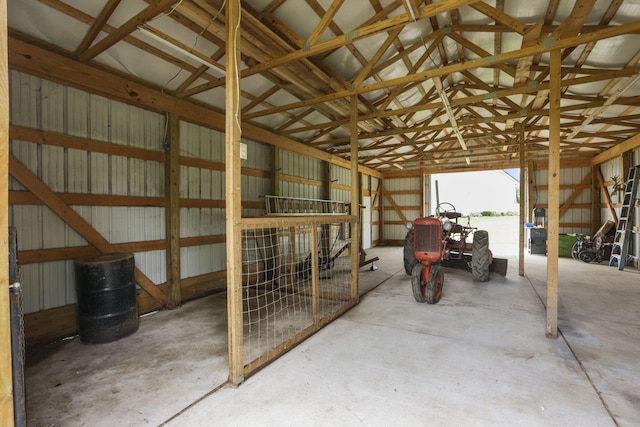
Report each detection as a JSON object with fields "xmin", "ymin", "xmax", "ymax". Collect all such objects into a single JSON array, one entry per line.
[{"xmin": 445, "ymin": 212, "xmax": 463, "ymax": 219}]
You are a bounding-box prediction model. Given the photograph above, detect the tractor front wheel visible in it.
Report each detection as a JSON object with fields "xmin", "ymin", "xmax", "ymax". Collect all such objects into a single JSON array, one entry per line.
[
  {"xmin": 411, "ymin": 263, "xmax": 427, "ymax": 303},
  {"xmin": 404, "ymin": 230, "xmax": 418, "ymax": 275},
  {"xmin": 425, "ymin": 265, "xmax": 444, "ymax": 304},
  {"xmin": 472, "ymin": 230, "xmax": 490, "ymax": 282}
]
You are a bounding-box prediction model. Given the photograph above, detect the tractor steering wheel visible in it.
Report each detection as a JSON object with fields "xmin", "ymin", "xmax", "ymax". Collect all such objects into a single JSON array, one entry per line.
[{"xmin": 435, "ymin": 202, "xmax": 457, "ymax": 218}]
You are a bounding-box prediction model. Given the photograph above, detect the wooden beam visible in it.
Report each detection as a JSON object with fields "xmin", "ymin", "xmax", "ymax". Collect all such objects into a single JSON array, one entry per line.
[
  {"xmin": 242, "ymin": 21, "xmax": 640, "ymax": 117},
  {"xmin": 469, "ymin": 1, "xmax": 527, "ymax": 34},
  {"xmin": 381, "ymin": 186, "xmax": 408, "ymax": 224},
  {"xmin": 590, "ymin": 132, "xmax": 640, "ymax": 166},
  {"xmin": 518, "ymin": 126, "xmax": 525, "ymax": 276},
  {"xmin": 8, "ymin": 154, "xmax": 168, "ymax": 305},
  {"xmin": 0, "ymin": 0, "xmax": 13, "ymax": 421},
  {"xmin": 350, "ymin": 95, "xmax": 359, "ymax": 300},
  {"xmin": 592, "ymin": 165, "xmax": 602, "ymax": 235},
  {"xmin": 546, "ymin": 49, "xmax": 561, "ymax": 339},
  {"xmin": 595, "ymin": 166, "xmax": 618, "ymax": 223},
  {"xmin": 74, "ymin": 0, "xmax": 122, "ymax": 57},
  {"xmin": 165, "ymin": 114, "xmax": 181, "ymax": 308},
  {"xmin": 559, "ymin": 171, "xmax": 592, "ymax": 218},
  {"xmin": 226, "ymin": 0, "xmax": 244, "ymax": 386},
  {"xmin": 243, "ymin": 0, "xmax": 482, "ymax": 77},
  {"xmin": 306, "ymin": 0, "xmax": 344, "ymax": 47},
  {"xmin": 78, "ymin": 0, "xmax": 176, "ymax": 62}
]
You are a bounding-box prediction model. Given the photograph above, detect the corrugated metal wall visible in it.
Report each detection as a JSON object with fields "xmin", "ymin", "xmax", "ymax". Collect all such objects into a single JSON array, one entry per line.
[
  {"xmin": 9, "ymin": 71, "xmax": 272, "ymax": 315},
  {"xmin": 330, "ymin": 165, "xmax": 350, "ymax": 203},
  {"xmin": 279, "ymin": 150, "xmax": 324, "ymax": 199},
  {"xmin": 383, "ymin": 176, "xmax": 421, "ymax": 241},
  {"xmin": 531, "ymin": 166, "xmax": 593, "ymax": 235}
]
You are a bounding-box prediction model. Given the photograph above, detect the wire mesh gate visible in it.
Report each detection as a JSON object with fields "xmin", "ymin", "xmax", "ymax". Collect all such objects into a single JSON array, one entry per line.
[{"xmin": 232, "ymin": 215, "xmax": 358, "ymax": 378}]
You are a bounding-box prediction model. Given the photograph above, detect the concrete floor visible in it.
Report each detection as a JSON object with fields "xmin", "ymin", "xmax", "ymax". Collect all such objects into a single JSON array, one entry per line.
[{"xmin": 25, "ymin": 246, "xmax": 640, "ymax": 426}]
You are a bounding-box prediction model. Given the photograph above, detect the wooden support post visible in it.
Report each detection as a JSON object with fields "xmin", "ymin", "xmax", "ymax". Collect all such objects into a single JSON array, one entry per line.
[
  {"xmin": 225, "ymin": 0, "xmax": 244, "ymax": 386},
  {"xmin": 546, "ymin": 49, "xmax": 561, "ymax": 339},
  {"xmin": 379, "ymin": 183, "xmax": 385, "ymax": 243},
  {"xmin": 592, "ymin": 165, "xmax": 602, "ymax": 236},
  {"xmin": 311, "ymin": 222, "xmax": 320, "ymax": 323},
  {"xmin": 0, "ymin": 0, "xmax": 15, "ymax": 422},
  {"xmin": 325, "ymin": 161, "xmax": 332, "ymax": 201},
  {"xmin": 518, "ymin": 125, "xmax": 525, "ymax": 276},
  {"xmin": 350, "ymin": 95, "xmax": 359, "ymax": 300},
  {"xmin": 527, "ymin": 160, "xmax": 535, "ymax": 224},
  {"xmin": 165, "ymin": 113, "xmax": 181, "ymax": 308},
  {"xmin": 273, "ymin": 147, "xmax": 281, "ymax": 197}
]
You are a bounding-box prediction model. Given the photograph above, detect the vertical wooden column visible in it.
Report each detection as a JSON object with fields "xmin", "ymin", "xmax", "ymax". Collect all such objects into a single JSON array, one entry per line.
[
  {"xmin": 310, "ymin": 221, "xmax": 320, "ymax": 322},
  {"xmin": 273, "ymin": 147, "xmax": 280, "ymax": 197},
  {"xmin": 325, "ymin": 162, "xmax": 332, "ymax": 200},
  {"xmin": 0, "ymin": 0, "xmax": 15, "ymax": 422},
  {"xmin": 225, "ymin": 0, "xmax": 244, "ymax": 385},
  {"xmin": 546, "ymin": 48, "xmax": 561, "ymax": 339},
  {"xmin": 527, "ymin": 160, "xmax": 535, "ymax": 223},
  {"xmin": 420, "ymin": 169, "xmax": 426, "ymax": 217},
  {"xmin": 591, "ymin": 165, "xmax": 601, "ymax": 236},
  {"xmin": 350, "ymin": 95, "xmax": 359, "ymax": 300},
  {"xmin": 518, "ymin": 125, "xmax": 525, "ymax": 276},
  {"xmin": 165, "ymin": 113, "xmax": 181, "ymax": 308}
]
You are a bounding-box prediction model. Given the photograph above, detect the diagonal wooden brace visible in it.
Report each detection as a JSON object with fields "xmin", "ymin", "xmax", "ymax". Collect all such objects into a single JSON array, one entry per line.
[{"xmin": 9, "ymin": 154, "xmax": 168, "ymax": 306}]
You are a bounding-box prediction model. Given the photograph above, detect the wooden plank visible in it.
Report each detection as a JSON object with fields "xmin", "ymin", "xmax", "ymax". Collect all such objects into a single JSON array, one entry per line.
[
  {"xmin": 9, "ymin": 190, "xmax": 263, "ymax": 209},
  {"xmin": 381, "ymin": 186, "xmax": 408, "ymax": 224},
  {"xmin": 74, "ymin": 0, "xmax": 122, "ymax": 57},
  {"xmin": 226, "ymin": 0, "xmax": 244, "ymax": 386},
  {"xmin": 518, "ymin": 126, "xmax": 525, "ymax": 276},
  {"xmin": 546, "ymin": 49, "xmax": 561, "ymax": 339},
  {"xmin": 306, "ymin": 0, "xmax": 344, "ymax": 47},
  {"xmin": 279, "ymin": 174, "xmax": 324, "ymax": 187},
  {"xmin": 350, "ymin": 95, "xmax": 359, "ymax": 300},
  {"xmin": 590, "ymin": 133, "xmax": 640, "ymax": 166},
  {"xmin": 0, "ymin": 0, "xmax": 13, "ymax": 420},
  {"xmin": 244, "ymin": 0, "xmax": 481, "ymax": 77},
  {"xmin": 10, "ymin": 125, "xmax": 163, "ymax": 162},
  {"xmin": 78, "ymin": 0, "xmax": 177, "ymax": 62},
  {"xmin": 595, "ymin": 166, "xmax": 618, "ymax": 223},
  {"xmin": 166, "ymin": 114, "xmax": 181, "ymax": 308},
  {"xmin": 592, "ymin": 165, "xmax": 602, "ymax": 235},
  {"xmin": 10, "ymin": 125, "xmax": 271, "ymax": 179},
  {"xmin": 559, "ymin": 171, "xmax": 592, "ymax": 218},
  {"xmin": 8, "ymin": 154, "xmax": 168, "ymax": 305},
  {"xmin": 469, "ymin": 1, "xmax": 527, "ymax": 34}
]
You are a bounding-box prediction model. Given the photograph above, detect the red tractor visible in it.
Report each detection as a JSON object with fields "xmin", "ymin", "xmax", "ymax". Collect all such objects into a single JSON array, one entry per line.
[{"xmin": 403, "ymin": 202, "xmax": 508, "ymax": 304}]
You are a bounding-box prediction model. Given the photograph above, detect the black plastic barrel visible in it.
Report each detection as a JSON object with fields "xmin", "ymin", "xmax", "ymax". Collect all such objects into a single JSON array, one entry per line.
[{"xmin": 75, "ymin": 253, "xmax": 139, "ymax": 343}]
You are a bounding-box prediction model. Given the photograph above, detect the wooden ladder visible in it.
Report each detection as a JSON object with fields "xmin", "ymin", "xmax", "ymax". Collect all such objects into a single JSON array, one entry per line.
[{"xmin": 609, "ymin": 165, "xmax": 640, "ymax": 270}]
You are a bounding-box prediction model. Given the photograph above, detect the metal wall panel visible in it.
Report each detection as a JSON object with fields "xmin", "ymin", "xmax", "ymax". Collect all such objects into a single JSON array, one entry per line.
[
  {"xmin": 383, "ymin": 177, "xmax": 421, "ymax": 241},
  {"xmin": 9, "ymin": 72, "xmax": 171, "ymax": 314},
  {"xmin": 279, "ymin": 149, "xmax": 324, "ymax": 199}
]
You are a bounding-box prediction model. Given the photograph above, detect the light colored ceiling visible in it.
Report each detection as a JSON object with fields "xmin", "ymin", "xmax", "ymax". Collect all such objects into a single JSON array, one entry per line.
[{"xmin": 7, "ymin": 0, "xmax": 640, "ymax": 173}]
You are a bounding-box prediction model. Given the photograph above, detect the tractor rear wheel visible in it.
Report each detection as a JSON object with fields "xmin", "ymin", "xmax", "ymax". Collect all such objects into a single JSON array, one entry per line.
[
  {"xmin": 425, "ymin": 265, "xmax": 444, "ymax": 304},
  {"xmin": 472, "ymin": 230, "xmax": 490, "ymax": 282},
  {"xmin": 411, "ymin": 263, "xmax": 427, "ymax": 303},
  {"xmin": 404, "ymin": 230, "xmax": 418, "ymax": 275}
]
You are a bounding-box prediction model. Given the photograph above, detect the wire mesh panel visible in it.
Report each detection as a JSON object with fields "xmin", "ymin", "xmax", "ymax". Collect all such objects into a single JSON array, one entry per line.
[{"xmin": 239, "ymin": 216, "xmax": 357, "ymax": 375}]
